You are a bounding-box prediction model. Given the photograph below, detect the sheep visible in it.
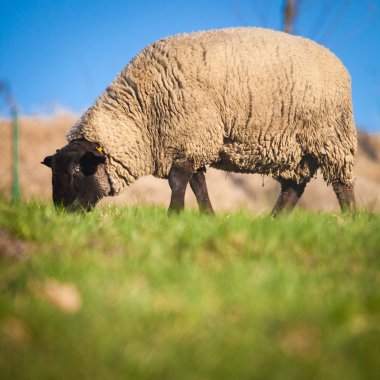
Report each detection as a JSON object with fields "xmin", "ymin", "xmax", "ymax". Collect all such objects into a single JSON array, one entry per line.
[{"xmin": 42, "ymin": 27, "xmax": 357, "ymax": 214}]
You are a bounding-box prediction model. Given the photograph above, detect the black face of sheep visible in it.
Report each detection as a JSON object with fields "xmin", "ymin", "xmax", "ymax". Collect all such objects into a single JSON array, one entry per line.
[{"xmin": 42, "ymin": 140, "xmax": 110, "ymax": 211}]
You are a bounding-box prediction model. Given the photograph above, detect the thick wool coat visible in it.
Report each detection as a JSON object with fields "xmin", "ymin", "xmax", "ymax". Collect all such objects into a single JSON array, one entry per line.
[{"xmin": 67, "ymin": 27, "xmax": 357, "ymax": 195}]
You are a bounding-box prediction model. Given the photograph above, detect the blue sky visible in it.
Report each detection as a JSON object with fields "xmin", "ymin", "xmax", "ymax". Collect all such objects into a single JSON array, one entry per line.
[{"xmin": 1, "ymin": 0, "xmax": 380, "ymax": 131}]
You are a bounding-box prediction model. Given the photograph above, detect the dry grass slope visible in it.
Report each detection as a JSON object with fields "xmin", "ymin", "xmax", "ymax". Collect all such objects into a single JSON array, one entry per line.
[{"xmin": 1, "ymin": 114, "xmax": 379, "ymax": 212}]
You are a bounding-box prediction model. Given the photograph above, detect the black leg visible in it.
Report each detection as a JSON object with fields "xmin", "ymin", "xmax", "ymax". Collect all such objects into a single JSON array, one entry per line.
[
  {"xmin": 189, "ymin": 169, "xmax": 215, "ymax": 215},
  {"xmin": 332, "ymin": 180, "xmax": 356, "ymax": 213},
  {"xmin": 168, "ymin": 164, "xmax": 193, "ymax": 214},
  {"xmin": 271, "ymin": 179, "xmax": 306, "ymax": 217}
]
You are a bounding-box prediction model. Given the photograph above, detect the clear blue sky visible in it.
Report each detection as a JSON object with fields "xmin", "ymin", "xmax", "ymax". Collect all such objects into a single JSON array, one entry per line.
[{"xmin": 1, "ymin": 0, "xmax": 380, "ymax": 131}]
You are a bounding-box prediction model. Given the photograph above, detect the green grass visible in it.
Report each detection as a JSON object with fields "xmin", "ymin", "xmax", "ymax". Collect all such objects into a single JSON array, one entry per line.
[{"xmin": 0, "ymin": 199, "xmax": 379, "ymax": 380}]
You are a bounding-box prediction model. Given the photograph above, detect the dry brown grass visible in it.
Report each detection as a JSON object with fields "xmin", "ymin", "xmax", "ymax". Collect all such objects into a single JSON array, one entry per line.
[{"xmin": 1, "ymin": 114, "xmax": 379, "ymax": 212}]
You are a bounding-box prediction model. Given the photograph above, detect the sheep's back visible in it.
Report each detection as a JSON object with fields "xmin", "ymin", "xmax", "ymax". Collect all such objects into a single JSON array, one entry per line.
[{"xmin": 132, "ymin": 27, "xmax": 353, "ymax": 135}]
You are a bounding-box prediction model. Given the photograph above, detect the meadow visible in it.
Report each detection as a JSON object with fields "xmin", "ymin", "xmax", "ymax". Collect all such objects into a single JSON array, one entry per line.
[{"xmin": 0, "ymin": 199, "xmax": 379, "ymax": 379}]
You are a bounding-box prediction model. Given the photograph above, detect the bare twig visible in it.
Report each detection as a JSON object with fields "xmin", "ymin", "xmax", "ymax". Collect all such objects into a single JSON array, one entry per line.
[{"xmin": 283, "ymin": 0, "xmax": 297, "ymax": 34}]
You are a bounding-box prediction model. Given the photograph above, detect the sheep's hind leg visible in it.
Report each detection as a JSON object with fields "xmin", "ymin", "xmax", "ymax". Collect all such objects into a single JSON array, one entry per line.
[
  {"xmin": 271, "ymin": 179, "xmax": 306, "ymax": 217},
  {"xmin": 332, "ymin": 180, "xmax": 356, "ymax": 213},
  {"xmin": 168, "ymin": 164, "xmax": 193, "ymax": 214},
  {"xmin": 190, "ymin": 168, "xmax": 215, "ymax": 215}
]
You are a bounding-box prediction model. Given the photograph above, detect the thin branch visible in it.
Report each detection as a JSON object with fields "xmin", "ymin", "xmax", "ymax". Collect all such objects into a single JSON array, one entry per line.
[{"xmin": 283, "ymin": 0, "xmax": 297, "ymax": 34}]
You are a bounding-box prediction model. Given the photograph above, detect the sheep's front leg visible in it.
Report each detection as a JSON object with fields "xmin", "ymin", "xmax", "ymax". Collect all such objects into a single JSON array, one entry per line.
[
  {"xmin": 271, "ymin": 179, "xmax": 306, "ymax": 217},
  {"xmin": 190, "ymin": 169, "xmax": 215, "ymax": 214},
  {"xmin": 168, "ymin": 164, "xmax": 193, "ymax": 214}
]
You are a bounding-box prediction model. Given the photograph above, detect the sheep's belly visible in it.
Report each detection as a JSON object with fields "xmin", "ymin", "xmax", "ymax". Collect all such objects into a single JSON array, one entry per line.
[
  {"xmin": 211, "ymin": 142, "xmax": 294, "ymax": 176},
  {"xmin": 210, "ymin": 141, "xmax": 318, "ymax": 183}
]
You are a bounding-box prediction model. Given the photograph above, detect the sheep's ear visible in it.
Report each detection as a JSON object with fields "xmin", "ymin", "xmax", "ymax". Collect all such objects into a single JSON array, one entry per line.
[
  {"xmin": 41, "ymin": 155, "xmax": 53, "ymax": 168},
  {"xmin": 79, "ymin": 151, "xmax": 106, "ymax": 176},
  {"xmin": 88, "ymin": 149, "xmax": 106, "ymax": 164}
]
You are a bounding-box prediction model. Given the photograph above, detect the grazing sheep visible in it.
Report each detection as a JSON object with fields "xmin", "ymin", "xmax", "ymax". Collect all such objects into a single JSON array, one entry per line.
[{"xmin": 42, "ymin": 27, "xmax": 357, "ymax": 214}]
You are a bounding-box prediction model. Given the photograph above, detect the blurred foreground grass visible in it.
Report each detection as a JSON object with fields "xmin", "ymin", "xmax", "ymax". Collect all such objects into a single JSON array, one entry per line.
[{"xmin": 0, "ymin": 199, "xmax": 379, "ymax": 380}]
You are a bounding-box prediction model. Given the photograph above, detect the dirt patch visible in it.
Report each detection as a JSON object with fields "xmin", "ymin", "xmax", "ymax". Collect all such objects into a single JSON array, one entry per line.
[{"xmin": 0, "ymin": 228, "xmax": 27, "ymax": 259}]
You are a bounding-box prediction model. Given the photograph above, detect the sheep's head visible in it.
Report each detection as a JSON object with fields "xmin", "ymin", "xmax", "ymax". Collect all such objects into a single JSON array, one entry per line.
[{"xmin": 42, "ymin": 139, "xmax": 111, "ymax": 211}]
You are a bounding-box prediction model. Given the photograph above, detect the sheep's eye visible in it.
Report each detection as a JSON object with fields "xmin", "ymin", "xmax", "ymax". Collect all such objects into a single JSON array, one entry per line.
[{"xmin": 73, "ymin": 164, "xmax": 80, "ymax": 172}]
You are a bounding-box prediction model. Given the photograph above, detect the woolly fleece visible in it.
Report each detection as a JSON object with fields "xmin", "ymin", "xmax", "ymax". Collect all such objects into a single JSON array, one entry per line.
[{"xmin": 67, "ymin": 27, "xmax": 357, "ymax": 195}]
